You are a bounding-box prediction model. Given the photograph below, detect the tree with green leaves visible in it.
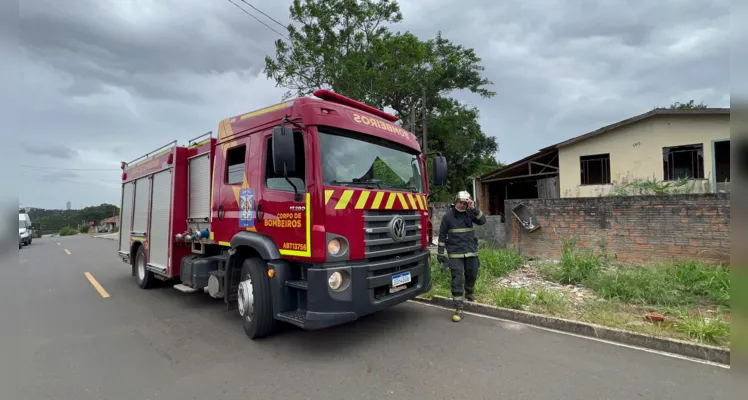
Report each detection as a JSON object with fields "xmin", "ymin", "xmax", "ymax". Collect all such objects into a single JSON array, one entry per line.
[
  {"xmin": 28, "ymin": 203, "xmax": 119, "ymax": 235},
  {"xmin": 264, "ymin": 0, "xmax": 494, "ymax": 123},
  {"xmin": 426, "ymin": 98, "xmax": 500, "ymax": 199},
  {"xmin": 366, "ymin": 31, "xmax": 495, "ymax": 128},
  {"xmin": 264, "ymin": 0, "xmax": 500, "ymax": 196},
  {"xmin": 653, "ymin": 100, "xmax": 708, "ymax": 110},
  {"xmin": 264, "ymin": 0, "xmax": 403, "ymax": 104}
]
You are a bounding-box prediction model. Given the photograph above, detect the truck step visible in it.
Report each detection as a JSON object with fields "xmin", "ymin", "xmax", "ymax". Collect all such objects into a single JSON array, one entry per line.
[
  {"xmin": 276, "ymin": 309, "xmax": 307, "ymax": 327},
  {"xmin": 173, "ymin": 283, "xmax": 198, "ymax": 293},
  {"xmin": 285, "ymin": 280, "xmax": 308, "ymax": 290}
]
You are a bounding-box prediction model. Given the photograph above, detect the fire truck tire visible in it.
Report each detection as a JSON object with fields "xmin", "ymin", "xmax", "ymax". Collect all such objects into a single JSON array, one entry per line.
[
  {"xmin": 239, "ymin": 257, "xmax": 277, "ymax": 339},
  {"xmin": 134, "ymin": 245, "xmax": 155, "ymax": 289}
]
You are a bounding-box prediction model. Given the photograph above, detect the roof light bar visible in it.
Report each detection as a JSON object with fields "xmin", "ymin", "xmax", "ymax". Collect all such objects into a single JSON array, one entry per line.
[{"xmin": 313, "ymin": 89, "xmax": 399, "ymax": 122}]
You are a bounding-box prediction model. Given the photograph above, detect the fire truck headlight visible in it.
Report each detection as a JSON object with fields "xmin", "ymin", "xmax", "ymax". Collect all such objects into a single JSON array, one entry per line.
[
  {"xmin": 328, "ymin": 271, "xmax": 343, "ymax": 290},
  {"xmin": 327, "ymin": 238, "xmax": 342, "ymax": 255}
]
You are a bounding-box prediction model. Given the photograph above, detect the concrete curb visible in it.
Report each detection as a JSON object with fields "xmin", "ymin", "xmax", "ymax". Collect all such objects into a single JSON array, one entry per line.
[
  {"xmin": 93, "ymin": 234, "xmax": 118, "ymax": 241},
  {"xmin": 413, "ymin": 295, "xmax": 730, "ymax": 366}
]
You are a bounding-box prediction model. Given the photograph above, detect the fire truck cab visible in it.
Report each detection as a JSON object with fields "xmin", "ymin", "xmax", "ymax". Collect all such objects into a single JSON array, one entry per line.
[{"xmin": 118, "ymin": 90, "xmax": 447, "ymax": 339}]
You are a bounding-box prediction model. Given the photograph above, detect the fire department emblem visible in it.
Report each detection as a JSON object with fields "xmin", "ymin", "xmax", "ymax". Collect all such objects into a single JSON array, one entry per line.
[{"xmin": 239, "ymin": 188, "xmax": 254, "ymax": 228}]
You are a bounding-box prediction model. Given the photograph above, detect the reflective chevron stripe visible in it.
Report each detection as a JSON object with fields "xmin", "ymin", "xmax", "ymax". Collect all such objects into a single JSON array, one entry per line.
[
  {"xmin": 335, "ymin": 190, "xmax": 354, "ymax": 210},
  {"xmin": 324, "ymin": 189, "xmax": 428, "ymax": 211}
]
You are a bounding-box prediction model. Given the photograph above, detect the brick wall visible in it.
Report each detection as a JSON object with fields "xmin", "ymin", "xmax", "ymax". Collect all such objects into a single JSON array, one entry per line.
[
  {"xmin": 431, "ymin": 202, "xmax": 509, "ymax": 247},
  {"xmin": 505, "ymin": 194, "xmax": 730, "ymax": 265}
]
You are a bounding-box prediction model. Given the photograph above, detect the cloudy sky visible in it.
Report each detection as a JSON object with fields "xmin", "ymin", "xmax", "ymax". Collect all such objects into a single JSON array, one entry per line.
[{"xmin": 9, "ymin": 0, "xmax": 729, "ymax": 209}]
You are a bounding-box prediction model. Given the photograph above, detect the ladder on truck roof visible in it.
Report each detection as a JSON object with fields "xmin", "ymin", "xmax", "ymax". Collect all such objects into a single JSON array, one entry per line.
[
  {"xmin": 125, "ymin": 140, "xmax": 177, "ymax": 168},
  {"xmin": 187, "ymin": 131, "xmax": 213, "ymax": 147},
  {"xmin": 123, "ymin": 131, "xmax": 213, "ymax": 168}
]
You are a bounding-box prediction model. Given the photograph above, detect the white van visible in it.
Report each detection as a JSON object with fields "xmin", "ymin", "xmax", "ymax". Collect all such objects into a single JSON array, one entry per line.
[{"xmin": 19, "ymin": 213, "xmax": 33, "ymax": 246}]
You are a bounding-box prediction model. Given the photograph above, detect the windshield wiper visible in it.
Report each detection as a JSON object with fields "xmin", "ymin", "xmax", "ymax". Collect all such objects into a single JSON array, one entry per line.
[
  {"xmin": 330, "ymin": 180, "xmax": 381, "ymax": 189},
  {"xmin": 382, "ymin": 183, "xmax": 419, "ymax": 193}
]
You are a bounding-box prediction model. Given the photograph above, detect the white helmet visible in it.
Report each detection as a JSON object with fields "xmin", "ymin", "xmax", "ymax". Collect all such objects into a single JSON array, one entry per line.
[{"xmin": 455, "ymin": 191, "xmax": 472, "ymax": 202}]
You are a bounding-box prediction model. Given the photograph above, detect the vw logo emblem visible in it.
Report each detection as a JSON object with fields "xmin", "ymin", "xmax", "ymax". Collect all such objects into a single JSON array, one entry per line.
[{"xmin": 389, "ymin": 216, "xmax": 406, "ymax": 242}]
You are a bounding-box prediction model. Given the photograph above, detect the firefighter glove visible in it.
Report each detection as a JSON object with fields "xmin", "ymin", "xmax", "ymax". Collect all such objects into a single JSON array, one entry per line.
[{"xmin": 437, "ymin": 254, "xmax": 448, "ymax": 265}]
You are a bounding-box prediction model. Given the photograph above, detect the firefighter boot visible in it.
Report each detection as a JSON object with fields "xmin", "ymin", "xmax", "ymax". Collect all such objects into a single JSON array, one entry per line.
[
  {"xmin": 452, "ymin": 309, "xmax": 464, "ymax": 322},
  {"xmin": 466, "ymin": 294, "xmax": 476, "ymax": 302}
]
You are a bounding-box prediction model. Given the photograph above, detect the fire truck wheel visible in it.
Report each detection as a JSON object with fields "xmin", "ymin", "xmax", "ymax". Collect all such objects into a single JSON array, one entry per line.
[
  {"xmin": 239, "ymin": 257, "xmax": 277, "ymax": 339},
  {"xmin": 134, "ymin": 245, "xmax": 155, "ymax": 289}
]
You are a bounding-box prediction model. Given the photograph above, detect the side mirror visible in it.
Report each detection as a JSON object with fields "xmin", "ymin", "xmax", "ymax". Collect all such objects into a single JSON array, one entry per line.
[
  {"xmin": 433, "ymin": 156, "xmax": 447, "ymax": 186},
  {"xmin": 272, "ymin": 125, "xmax": 296, "ymax": 176}
]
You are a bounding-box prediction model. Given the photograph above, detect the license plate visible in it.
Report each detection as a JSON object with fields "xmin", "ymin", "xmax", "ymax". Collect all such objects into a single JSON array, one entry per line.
[{"xmin": 391, "ymin": 271, "xmax": 412, "ymax": 288}]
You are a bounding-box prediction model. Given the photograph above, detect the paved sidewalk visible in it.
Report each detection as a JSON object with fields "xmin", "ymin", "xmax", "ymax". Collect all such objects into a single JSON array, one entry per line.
[{"xmin": 94, "ymin": 232, "xmax": 118, "ymax": 240}]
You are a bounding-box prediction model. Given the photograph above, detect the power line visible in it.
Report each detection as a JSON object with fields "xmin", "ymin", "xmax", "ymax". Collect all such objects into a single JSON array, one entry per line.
[
  {"xmin": 19, "ymin": 165, "xmax": 120, "ymax": 171},
  {"xmin": 20, "ymin": 169, "xmax": 118, "ymax": 185},
  {"xmin": 227, "ymin": 0, "xmax": 289, "ymax": 40},
  {"xmin": 226, "ymin": 0, "xmax": 317, "ymax": 97},
  {"xmin": 238, "ymin": 0, "xmax": 288, "ymax": 30}
]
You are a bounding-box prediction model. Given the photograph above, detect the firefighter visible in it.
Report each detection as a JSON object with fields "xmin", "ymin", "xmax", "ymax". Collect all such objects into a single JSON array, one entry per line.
[{"xmin": 436, "ymin": 191, "xmax": 486, "ymax": 322}]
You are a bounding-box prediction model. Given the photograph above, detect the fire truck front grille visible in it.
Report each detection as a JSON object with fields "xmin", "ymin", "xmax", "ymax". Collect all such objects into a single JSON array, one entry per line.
[{"xmin": 363, "ymin": 210, "xmax": 421, "ymax": 259}]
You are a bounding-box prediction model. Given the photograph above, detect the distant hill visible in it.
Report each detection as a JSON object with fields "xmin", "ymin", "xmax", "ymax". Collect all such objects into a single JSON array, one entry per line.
[{"xmin": 27, "ymin": 204, "xmax": 120, "ymax": 234}]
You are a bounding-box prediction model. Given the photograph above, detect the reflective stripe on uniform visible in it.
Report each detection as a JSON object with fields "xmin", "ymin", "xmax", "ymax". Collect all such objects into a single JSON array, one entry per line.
[
  {"xmin": 448, "ymin": 252, "xmax": 478, "ymax": 258},
  {"xmin": 438, "ymin": 242, "xmax": 446, "ymax": 247},
  {"xmin": 448, "ymin": 227, "xmax": 474, "ymax": 233},
  {"xmin": 476, "ymin": 211, "xmax": 484, "ymax": 219}
]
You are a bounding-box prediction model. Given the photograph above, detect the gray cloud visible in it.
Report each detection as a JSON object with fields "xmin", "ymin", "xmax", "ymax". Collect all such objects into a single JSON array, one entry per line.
[
  {"xmin": 7, "ymin": 0, "xmax": 730, "ymax": 209},
  {"xmin": 36, "ymin": 170, "xmax": 80, "ymax": 183},
  {"xmin": 22, "ymin": 143, "xmax": 77, "ymax": 160},
  {"xmin": 399, "ymin": 0, "xmax": 729, "ymax": 158},
  {"xmin": 19, "ymin": 0, "xmax": 286, "ymax": 102}
]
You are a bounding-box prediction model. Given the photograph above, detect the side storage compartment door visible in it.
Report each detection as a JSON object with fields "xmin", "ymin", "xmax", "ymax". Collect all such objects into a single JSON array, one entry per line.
[
  {"xmin": 148, "ymin": 169, "xmax": 172, "ymax": 273},
  {"xmin": 132, "ymin": 177, "xmax": 150, "ymax": 238},
  {"xmin": 188, "ymin": 154, "xmax": 211, "ymax": 222},
  {"xmin": 118, "ymin": 181, "xmax": 134, "ymax": 254}
]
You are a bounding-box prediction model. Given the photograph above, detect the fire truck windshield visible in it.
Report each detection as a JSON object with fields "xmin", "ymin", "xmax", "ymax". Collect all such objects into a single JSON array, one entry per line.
[{"xmin": 319, "ymin": 130, "xmax": 423, "ymax": 193}]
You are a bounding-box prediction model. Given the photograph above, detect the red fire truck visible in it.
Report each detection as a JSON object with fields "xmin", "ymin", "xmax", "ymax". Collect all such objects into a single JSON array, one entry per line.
[{"xmin": 117, "ymin": 90, "xmax": 447, "ymax": 339}]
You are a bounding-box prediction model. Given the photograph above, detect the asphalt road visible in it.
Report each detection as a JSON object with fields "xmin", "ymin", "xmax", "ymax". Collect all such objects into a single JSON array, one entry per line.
[{"xmin": 2, "ymin": 236, "xmax": 732, "ymax": 400}]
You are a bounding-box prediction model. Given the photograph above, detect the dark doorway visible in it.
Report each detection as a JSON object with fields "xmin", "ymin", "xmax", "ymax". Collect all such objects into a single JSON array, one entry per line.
[{"xmin": 714, "ymin": 140, "xmax": 730, "ymax": 192}]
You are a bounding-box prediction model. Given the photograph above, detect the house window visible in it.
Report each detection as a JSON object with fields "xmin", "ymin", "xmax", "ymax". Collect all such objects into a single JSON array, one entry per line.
[
  {"xmin": 264, "ymin": 131, "xmax": 306, "ymax": 192},
  {"xmin": 580, "ymin": 154, "xmax": 611, "ymax": 185},
  {"xmin": 225, "ymin": 145, "xmax": 246, "ymax": 185},
  {"xmin": 663, "ymin": 144, "xmax": 704, "ymax": 180},
  {"xmin": 714, "ymin": 140, "xmax": 730, "ymax": 192}
]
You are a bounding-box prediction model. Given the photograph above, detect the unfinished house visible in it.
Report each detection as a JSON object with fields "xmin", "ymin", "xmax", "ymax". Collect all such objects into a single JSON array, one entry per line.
[
  {"xmin": 477, "ymin": 108, "xmax": 730, "ymax": 215},
  {"xmin": 477, "ymin": 148, "xmax": 560, "ymax": 218}
]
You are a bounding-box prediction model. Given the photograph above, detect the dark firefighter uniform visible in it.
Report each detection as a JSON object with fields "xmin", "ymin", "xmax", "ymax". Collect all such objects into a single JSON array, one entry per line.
[{"xmin": 437, "ymin": 204, "xmax": 486, "ymax": 318}]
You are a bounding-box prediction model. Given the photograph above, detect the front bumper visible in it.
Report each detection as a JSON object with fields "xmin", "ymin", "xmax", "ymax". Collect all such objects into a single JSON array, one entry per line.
[{"xmin": 300, "ymin": 249, "xmax": 431, "ymax": 330}]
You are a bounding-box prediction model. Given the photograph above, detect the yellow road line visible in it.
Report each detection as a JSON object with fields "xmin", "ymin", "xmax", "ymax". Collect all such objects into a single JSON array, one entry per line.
[
  {"xmin": 64, "ymin": 249, "xmax": 71, "ymax": 255},
  {"xmin": 84, "ymin": 272, "xmax": 110, "ymax": 298}
]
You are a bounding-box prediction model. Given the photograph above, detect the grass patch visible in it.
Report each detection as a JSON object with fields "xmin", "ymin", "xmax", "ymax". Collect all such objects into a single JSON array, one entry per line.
[
  {"xmin": 540, "ymin": 240, "xmax": 729, "ymax": 309},
  {"xmin": 422, "ymin": 242, "xmax": 731, "ymax": 347},
  {"xmin": 58, "ymin": 226, "xmax": 78, "ymax": 236},
  {"xmin": 492, "ymin": 288, "xmax": 531, "ymax": 310},
  {"xmin": 529, "ymin": 288, "xmax": 570, "ymax": 316},
  {"xmin": 480, "ymin": 246, "xmax": 525, "ymax": 277},
  {"xmin": 540, "ymin": 239, "xmax": 607, "ymax": 285},
  {"xmin": 677, "ymin": 312, "xmax": 730, "ymax": 345},
  {"xmin": 425, "ymin": 247, "xmax": 525, "ymax": 300},
  {"xmin": 588, "ymin": 260, "xmax": 730, "ymax": 308}
]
